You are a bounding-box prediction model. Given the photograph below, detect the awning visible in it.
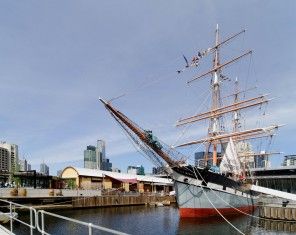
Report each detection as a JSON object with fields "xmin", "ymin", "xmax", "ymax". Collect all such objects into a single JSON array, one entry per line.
[{"xmin": 106, "ymin": 175, "xmax": 138, "ymax": 184}]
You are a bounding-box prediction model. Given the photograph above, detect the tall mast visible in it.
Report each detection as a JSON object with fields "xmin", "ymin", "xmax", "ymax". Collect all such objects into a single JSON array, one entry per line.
[
  {"xmin": 211, "ymin": 24, "xmax": 221, "ymax": 166},
  {"xmin": 233, "ymin": 78, "xmax": 240, "ymax": 133},
  {"xmin": 175, "ymin": 26, "xmax": 279, "ymax": 171},
  {"xmin": 99, "ymin": 98, "xmax": 181, "ymax": 167}
]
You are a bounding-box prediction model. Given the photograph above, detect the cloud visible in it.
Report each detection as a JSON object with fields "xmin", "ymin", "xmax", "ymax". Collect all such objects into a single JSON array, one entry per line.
[{"xmin": 1, "ymin": 0, "xmax": 295, "ymax": 174}]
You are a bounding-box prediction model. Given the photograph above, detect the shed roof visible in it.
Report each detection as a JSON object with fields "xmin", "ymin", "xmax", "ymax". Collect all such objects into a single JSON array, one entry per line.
[{"xmin": 62, "ymin": 166, "xmax": 173, "ymax": 185}]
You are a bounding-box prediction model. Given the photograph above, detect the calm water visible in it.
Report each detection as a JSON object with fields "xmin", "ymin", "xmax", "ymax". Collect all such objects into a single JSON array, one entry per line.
[{"xmin": 9, "ymin": 205, "xmax": 296, "ymax": 235}]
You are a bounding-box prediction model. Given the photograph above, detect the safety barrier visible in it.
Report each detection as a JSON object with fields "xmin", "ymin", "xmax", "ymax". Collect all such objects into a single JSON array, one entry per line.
[{"xmin": 0, "ymin": 199, "xmax": 129, "ymax": 235}]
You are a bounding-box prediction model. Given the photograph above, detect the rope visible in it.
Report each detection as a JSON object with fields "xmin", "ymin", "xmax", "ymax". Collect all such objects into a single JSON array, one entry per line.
[
  {"xmin": 107, "ymin": 56, "xmax": 180, "ymax": 102},
  {"xmin": 183, "ymin": 164, "xmax": 296, "ymax": 224},
  {"xmin": 172, "ymin": 88, "xmax": 211, "ymax": 148}
]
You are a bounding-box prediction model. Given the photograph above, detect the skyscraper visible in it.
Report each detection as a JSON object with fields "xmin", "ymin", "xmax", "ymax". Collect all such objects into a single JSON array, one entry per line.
[
  {"xmin": 40, "ymin": 163, "xmax": 49, "ymax": 175},
  {"xmin": 0, "ymin": 147, "xmax": 9, "ymax": 171},
  {"xmin": 0, "ymin": 142, "xmax": 19, "ymax": 174},
  {"xmin": 19, "ymin": 159, "xmax": 28, "ymax": 171},
  {"xmin": 96, "ymin": 140, "xmax": 105, "ymax": 169},
  {"xmin": 84, "ymin": 145, "xmax": 97, "ymax": 169},
  {"xmin": 83, "ymin": 140, "xmax": 113, "ymax": 171},
  {"xmin": 283, "ymin": 155, "xmax": 296, "ymax": 166},
  {"xmin": 127, "ymin": 165, "xmax": 145, "ymax": 175},
  {"xmin": 152, "ymin": 166, "xmax": 165, "ymax": 175},
  {"xmin": 101, "ymin": 158, "xmax": 112, "ymax": 171},
  {"xmin": 27, "ymin": 164, "xmax": 31, "ymax": 171}
]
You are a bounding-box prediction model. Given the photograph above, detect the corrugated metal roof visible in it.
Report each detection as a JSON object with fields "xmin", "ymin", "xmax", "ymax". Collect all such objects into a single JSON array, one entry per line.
[{"xmin": 66, "ymin": 166, "xmax": 172, "ymax": 185}]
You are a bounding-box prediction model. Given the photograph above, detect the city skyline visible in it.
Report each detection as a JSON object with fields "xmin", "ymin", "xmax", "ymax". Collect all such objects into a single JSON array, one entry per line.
[{"xmin": 0, "ymin": 1, "xmax": 295, "ymax": 175}]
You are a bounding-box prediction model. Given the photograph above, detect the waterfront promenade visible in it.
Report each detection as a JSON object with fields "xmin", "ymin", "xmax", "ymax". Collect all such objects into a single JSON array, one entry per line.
[{"xmin": 0, "ymin": 188, "xmax": 102, "ymax": 198}]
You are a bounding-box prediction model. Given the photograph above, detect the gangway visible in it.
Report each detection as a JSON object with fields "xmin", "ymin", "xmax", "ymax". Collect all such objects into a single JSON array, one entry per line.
[{"xmin": 250, "ymin": 184, "xmax": 296, "ymax": 201}]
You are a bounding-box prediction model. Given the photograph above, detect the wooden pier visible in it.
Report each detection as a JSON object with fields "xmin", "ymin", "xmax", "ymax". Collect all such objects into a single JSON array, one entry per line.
[
  {"xmin": 259, "ymin": 203, "xmax": 296, "ymax": 221},
  {"xmin": 72, "ymin": 194, "xmax": 176, "ymax": 208},
  {"xmin": 1, "ymin": 194, "xmax": 176, "ymax": 211}
]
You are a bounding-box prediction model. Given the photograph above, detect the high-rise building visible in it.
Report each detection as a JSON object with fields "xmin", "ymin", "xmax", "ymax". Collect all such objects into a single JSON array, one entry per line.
[
  {"xmin": 0, "ymin": 142, "xmax": 19, "ymax": 174},
  {"xmin": 84, "ymin": 145, "xmax": 97, "ymax": 169},
  {"xmin": 96, "ymin": 140, "xmax": 105, "ymax": 170},
  {"xmin": 283, "ymin": 155, "xmax": 296, "ymax": 166},
  {"xmin": 84, "ymin": 140, "xmax": 113, "ymax": 171},
  {"xmin": 101, "ymin": 158, "xmax": 112, "ymax": 171},
  {"xmin": 152, "ymin": 166, "xmax": 166, "ymax": 175},
  {"xmin": 112, "ymin": 168, "xmax": 121, "ymax": 173},
  {"xmin": 0, "ymin": 147, "xmax": 9, "ymax": 172},
  {"xmin": 27, "ymin": 164, "xmax": 31, "ymax": 171},
  {"xmin": 127, "ymin": 165, "xmax": 145, "ymax": 175},
  {"xmin": 40, "ymin": 163, "xmax": 49, "ymax": 175},
  {"xmin": 19, "ymin": 159, "xmax": 28, "ymax": 171}
]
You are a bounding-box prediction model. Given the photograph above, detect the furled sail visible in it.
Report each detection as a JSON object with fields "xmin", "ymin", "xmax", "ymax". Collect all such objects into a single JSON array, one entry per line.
[{"xmin": 220, "ymin": 138, "xmax": 242, "ymax": 175}]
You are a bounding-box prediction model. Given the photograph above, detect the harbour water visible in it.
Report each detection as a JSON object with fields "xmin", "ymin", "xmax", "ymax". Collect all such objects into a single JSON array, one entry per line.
[{"xmin": 8, "ymin": 205, "xmax": 296, "ymax": 235}]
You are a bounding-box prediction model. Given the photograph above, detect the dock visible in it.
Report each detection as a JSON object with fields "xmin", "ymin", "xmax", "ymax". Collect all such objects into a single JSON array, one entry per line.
[
  {"xmin": 259, "ymin": 203, "xmax": 296, "ymax": 221},
  {"xmin": 72, "ymin": 194, "xmax": 175, "ymax": 208},
  {"xmin": 0, "ymin": 194, "xmax": 176, "ymax": 211}
]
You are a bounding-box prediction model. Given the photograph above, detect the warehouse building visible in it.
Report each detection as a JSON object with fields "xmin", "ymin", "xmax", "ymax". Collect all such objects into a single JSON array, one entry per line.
[{"xmin": 61, "ymin": 166, "xmax": 173, "ymax": 193}]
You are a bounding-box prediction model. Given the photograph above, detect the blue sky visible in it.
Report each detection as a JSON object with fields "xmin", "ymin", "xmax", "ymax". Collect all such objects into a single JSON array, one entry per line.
[{"xmin": 0, "ymin": 1, "xmax": 295, "ymax": 175}]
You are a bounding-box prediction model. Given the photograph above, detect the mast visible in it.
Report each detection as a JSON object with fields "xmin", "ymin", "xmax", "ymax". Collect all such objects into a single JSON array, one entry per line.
[
  {"xmin": 176, "ymin": 125, "xmax": 279, "ymax": 147},
  {"xmin": 233, "ymin": 78, "xmax": 240, "ymax": 133},
  {"xmin": 210, "ymin": 24, "xmax": 221, "ymax": 166},
  {"xmin": 99, "ymin": 98, "xmax": 181, "ymax": 167},
  {"xmin": 176, "ymin": 95, "xmax": 270, "ymax": 126},
  {"xmin": 175, "ymin": 26, "xmax": 280, "ymax": 170}
]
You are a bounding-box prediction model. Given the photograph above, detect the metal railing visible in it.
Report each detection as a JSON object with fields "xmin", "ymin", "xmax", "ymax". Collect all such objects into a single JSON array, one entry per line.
[
  {"xmin": 0, "ymin": 199, "xmax": 129, "ymax": 235},
  {"xmin": 0, "ymin": 199, "xmax": 37, "ymax": 235},
  {"xmin": 36, "ymin": 210, "xmax": 129, "ymax": 235}
]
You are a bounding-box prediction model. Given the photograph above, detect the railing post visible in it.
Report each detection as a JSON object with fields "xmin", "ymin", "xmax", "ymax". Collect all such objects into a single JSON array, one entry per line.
[
  {"xmin": 30, "ymin": 208, "xmax": 33, "ymax": 235},
  {"xmin": 88, "ymin": 223, "xmax": 93, "ymax": 235},
  {"xmin": 9, "ymin": 202, "xmax": 13, "ymax": 233},
  {"xmin": 41, "ymin": 211, "xmax": 45, "ymax": 235}
]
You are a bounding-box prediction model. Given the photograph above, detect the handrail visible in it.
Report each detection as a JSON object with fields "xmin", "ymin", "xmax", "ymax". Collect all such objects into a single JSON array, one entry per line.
[
  {"xmin": 0, "ymin": 199, "xmax": 129, "ymax": 235},
  {"xmin": 0, "ymin": 199, "xmax": 37, "ymax": 235},
  {"xmin": 36, "ymin": 210, "xmax": 129, "ymax": 235}
]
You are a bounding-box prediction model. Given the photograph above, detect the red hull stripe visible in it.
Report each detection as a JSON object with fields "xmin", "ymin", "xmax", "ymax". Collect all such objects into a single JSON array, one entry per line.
[{"xmin": 179, "ymin": 205, "xmax": 256, "ymax": 218}]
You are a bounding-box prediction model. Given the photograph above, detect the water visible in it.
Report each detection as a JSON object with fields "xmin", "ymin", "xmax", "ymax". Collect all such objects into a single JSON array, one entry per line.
[{"xmin": 9, "ymin": 205, "xmax": 296, "ymax": 235}]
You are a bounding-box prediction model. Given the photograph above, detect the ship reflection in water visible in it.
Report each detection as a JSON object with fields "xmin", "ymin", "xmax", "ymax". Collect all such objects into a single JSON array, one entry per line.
[
  {"xmin": 11, "ymin": 205, "xmax": 296, "ymax": 235},
  {"xmin": 178, "ymin": 214, "xmax": 256, "ymax": 235}
]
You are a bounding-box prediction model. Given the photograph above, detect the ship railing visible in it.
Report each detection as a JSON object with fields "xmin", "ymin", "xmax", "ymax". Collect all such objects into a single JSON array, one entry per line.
[
  {"xmin": 0, "ymin": 198, "xmax": 37, "ymax": 235},
  {"xmin": 36, "ymin": 210, "xmax": 129, "ymax": 235}
]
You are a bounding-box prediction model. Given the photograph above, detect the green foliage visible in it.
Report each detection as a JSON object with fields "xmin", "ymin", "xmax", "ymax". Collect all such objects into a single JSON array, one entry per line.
[
  {"xmin": 66, "ymin": 179, "xmax": 76, "ymax": 189},
  {"xmin": 12, "ymin": 176, "xmax": 21, "ymax": 188}
]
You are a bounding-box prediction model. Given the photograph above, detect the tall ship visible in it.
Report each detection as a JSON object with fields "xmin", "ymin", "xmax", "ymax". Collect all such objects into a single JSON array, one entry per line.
[{"xmin": 100, "ymin": 26, "xmax": 284, "ymax": 218}]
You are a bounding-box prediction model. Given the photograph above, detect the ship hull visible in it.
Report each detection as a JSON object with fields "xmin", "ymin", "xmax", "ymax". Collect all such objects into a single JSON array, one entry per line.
[
  {"xmin": 179, "ymin": 206, "xmax": 255, "ymax": 218},
  {"xmin": 171, "ymin": 166, "xmax": 257, "ymax": 218}
]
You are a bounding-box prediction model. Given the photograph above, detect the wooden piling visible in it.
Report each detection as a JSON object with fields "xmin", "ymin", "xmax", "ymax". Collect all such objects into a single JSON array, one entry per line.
[
  {"xmin": 72, "ymin": 194, "xmax": 175, "ymax": 208},
  {"xmin": 259, "ymin": 204, "xmax": 296, "ymax": 221}
]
